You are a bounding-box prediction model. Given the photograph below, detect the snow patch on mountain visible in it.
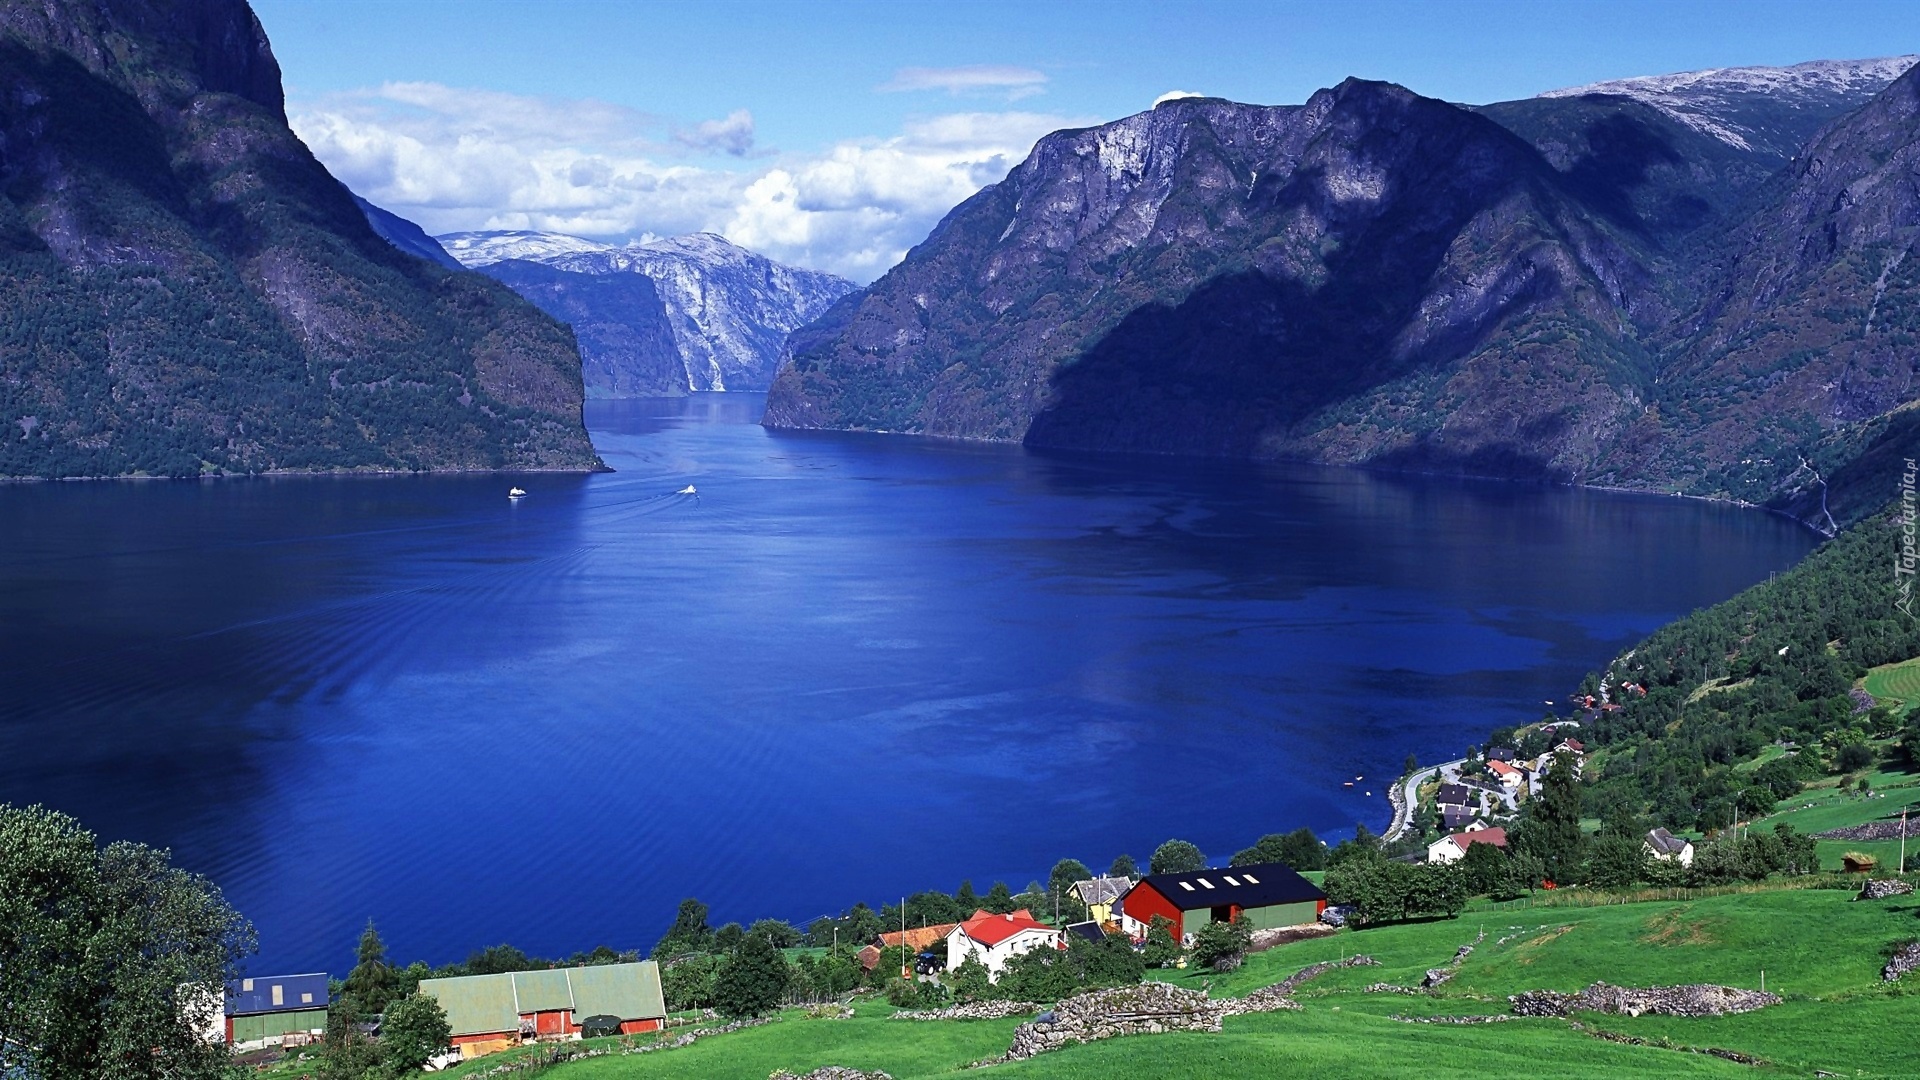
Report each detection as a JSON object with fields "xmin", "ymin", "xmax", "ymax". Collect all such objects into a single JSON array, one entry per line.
[
  {"xmin": 1539, "ymin": 57, "xmax": 1918, "ymax": 153},
  {"xmin": 437, "ymin": 230, "xmax": 620, "ymax": 267}
]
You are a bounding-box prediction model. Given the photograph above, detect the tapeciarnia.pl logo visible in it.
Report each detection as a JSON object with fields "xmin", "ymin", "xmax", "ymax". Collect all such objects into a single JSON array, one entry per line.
[{"xmin": 1899, "ymin": 457, "xmax": 1916, "ymax": 618}]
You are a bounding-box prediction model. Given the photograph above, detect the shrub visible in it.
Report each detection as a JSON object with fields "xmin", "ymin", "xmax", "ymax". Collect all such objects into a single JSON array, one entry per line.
[{"xmin": 1190, "ymin": 919, "xmax": 1253, "ymax": 972}]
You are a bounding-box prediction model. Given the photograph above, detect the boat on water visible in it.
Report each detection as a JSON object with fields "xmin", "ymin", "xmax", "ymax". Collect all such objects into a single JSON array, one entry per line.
[
  {"xmin": 508, "ymin": 487, "xmax": 527, "ymax": 499},
  {"xmin": 677, "ymin": 485, "xmax": 697, "ymax": 495}
]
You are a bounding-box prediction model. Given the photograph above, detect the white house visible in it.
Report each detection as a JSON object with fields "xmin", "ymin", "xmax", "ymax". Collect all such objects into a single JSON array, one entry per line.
[
  {"xmin": 945, "ymin": 908, "xmax": 1062, "ymax": 980},
  {"xmin": 1427, "ymin": 825, "xmax": 1508, "ymax": 865},
  {"xmin": 1486, "ymin": 759, "xmax": 1524, "ymax": 791},
  {"xmin": 1645, "ymin": 827, "xmax": 1695, "ymax": 867}
]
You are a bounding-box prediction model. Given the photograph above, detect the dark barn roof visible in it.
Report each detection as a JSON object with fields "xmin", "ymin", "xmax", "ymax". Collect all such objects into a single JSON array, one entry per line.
[
  {"xmin": 226, "ymin": 973, "xmax": 329, "ymax": 1016},
  {"xmin": 1129, "ymin": 862, "xmax": 1325, "ymax": 912}
]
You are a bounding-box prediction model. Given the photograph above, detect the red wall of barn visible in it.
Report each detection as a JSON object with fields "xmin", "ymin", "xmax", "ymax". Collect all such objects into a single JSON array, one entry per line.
[
  {"xmin": 618, "ymin": 1018, "xmax": 660, "ymax": 1034},
  {"xmin": 1122, "ymin": 882, "xmax": 1185, "ymax": 936},
  {"xmin": 451, "ymin": 1031, "xmax": 511, "ymax": 1047}
]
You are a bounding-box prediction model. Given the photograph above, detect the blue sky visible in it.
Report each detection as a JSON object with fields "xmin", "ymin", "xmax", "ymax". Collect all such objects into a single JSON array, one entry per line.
[{"xmin": 253, "ymin": 0, "xmax": 1920, "ymax": 279}]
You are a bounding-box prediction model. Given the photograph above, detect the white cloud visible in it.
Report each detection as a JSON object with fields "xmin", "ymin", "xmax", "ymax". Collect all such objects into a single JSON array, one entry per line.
[
  {"xmin": 1153, "ymin": 90, "xmax": 1205, "ymax": 106},
  {"xmin": 674, "ymin": 109, "xmax": 756, "ymax": 157},
  {"xmin": 290, "ymin": 82, "xmax": 1085, "ymax": 281},
  {"xmin": 879, "ymin": 64, "xmax": 1048, "ymax": 100}
]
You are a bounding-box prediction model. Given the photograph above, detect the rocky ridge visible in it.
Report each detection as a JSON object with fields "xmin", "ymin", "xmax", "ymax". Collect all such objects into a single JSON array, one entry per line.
[{"xmin": 442, "ymin": 230, "xmax": 856, "ymax": 394}]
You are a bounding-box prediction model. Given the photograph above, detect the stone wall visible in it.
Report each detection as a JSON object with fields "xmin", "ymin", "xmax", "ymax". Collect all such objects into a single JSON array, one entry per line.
[
  {"xmin": 1883, "ymin": 941, "xmax": 1920, "ymax": 982},
  {"xmin": 1510, "ymin": 982, "xmax": 1781, "ymax": 1018},
  {"xmin": 1003, "ymin": 983, "xmax": 1225, "ymax": 1061}
]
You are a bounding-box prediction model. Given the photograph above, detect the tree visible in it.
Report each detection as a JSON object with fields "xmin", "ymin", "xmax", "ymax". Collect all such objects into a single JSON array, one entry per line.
[
  {"xmin": 0, "ymin": 804, "xmax": 255, "ymax": 1080},
  {"xmin": 343, "ymin": 920, "xmax": 397, "ymax": 1017},
  {"xmin": 652, "ymin": 898, "xmax": 714, "ymax": 960},
  {"xmin": 1588, "ymin": 832, "xmax": 1649, "ymax": 889},
  {"xmin": 1048, "ymin": 858, "xmax": 1092, "ymax": 921},
  {"xmin": 379, "ymin": 993, "xmax": 450, "ymax": 1074},
  {"xmin": 318, "ymin": 1006, "xmax": 382, "ymax": 1080},
  {"xmin": 1458, "ymin": 837, "xmax": 1507, "ymax": 896},
  {"xmin": 1232, "ymin": 827, "xmax": 1326, "ymax": 870},
  {"xmin": 983, "ymin": 881, "xmax": 1017, "ymax": 915},
  {"xmin": 712, "ymin": 934, "xmax": 790, "ymax": 1019},
  {"xmin": 1328, "ymin": 824, "xmax": 1382, "ymax": 867},
  {"xmin": 949, "ymin": 955, "xmax": 993, "ymax": 1003},
  {"xmin": 1526, "ymin": 754, "xmax": 1587, "ymax": 884},
  {"xmin": 1141, "ymin": 916, "xmax": 1182, "ymax": 967},
  {"xmin": 1109, "ymin": 854, "xmax": 1138, "ymax": 878},
  {"xmin": 1149, "ymin": 839, "xmax": 1206, "ymax": 874},
  {"xmin": 660, "ymin": 954, "xmax": 721, "ymax": 1011},
  {"xmin": 1190, "ymin": 919, "xmax": 1253, "ymax": 972},
  {"xmin": 713, "ymin": 922, "xmax": 745, "ymax": 952},
  {"xmin": 747, "ymin": 919, "xmax": 801, "ymax": 948},
  {"xmin": 1835, "ymin": 742, "xmax": 1876, "ymax": 773},
  {"xmin": 955, "ymin": 880, "xmax": 980, "ymax": 910}
]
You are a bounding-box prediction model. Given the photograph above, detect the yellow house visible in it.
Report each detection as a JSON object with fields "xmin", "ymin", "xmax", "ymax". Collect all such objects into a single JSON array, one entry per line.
[{"xmin": 1069, "ymin": 875, "xmax": 1133, "ymax": 923}]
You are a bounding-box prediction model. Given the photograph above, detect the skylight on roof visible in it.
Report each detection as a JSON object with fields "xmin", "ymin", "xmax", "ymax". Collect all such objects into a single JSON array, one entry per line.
[
  {"xmin": 1179, "ymin": 881, "xmax": 1195, "ymax": 891},
  {"xmin": 1242, "ymin": 873, "xmax": 1260, "ymax": 883},
  {"xmin": 1223, "ymin": 876, "xmax": 1240, "ymax": 885},
  {"xmin": 1198, "ymin": 878, "xmax": 1215, "ymax": 889}
]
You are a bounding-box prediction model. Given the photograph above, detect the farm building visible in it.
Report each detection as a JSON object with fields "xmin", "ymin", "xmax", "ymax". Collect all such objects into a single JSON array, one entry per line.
[
  {"xmin": 1115, "ymin": 862, "xmax": 1326, "ymax": 940},
  {"xmin": 418, "ymin": 962, "xmax": 665, "ymax": 1058},
  {"xmin": 1427, "ymin": 825, "xmax": 1509, "ymax": 865},
  {"xmin": 224, "ymin": 972, "xmax": 329, "ymax": 1048},
  {"xmin": 1068, "ymin": 875, "xmax": 1133, "ymax": 923},
  {"xmin": 1645, "ymin": 828, "xmax": 1695, "ymax": 867},
  {"xmin": 945, "ymin": 909, "xmax": 1062, "ymax": 980}
]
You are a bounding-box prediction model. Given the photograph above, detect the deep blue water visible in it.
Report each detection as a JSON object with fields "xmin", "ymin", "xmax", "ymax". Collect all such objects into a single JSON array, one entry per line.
[{"xmin": 0, "ymin": 395, "xmax": 1817, "ymax": 973}]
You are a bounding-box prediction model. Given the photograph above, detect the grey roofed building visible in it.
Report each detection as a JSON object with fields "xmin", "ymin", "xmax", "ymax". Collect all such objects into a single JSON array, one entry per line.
[
  {"xmin": 1064, "ymin": 920, "xmax": 1107, "ymax": 943},
  {"xmin": 1435, "ymin": 783, "xmax": 1476, "ymax": 807},
  {"xmin": 1487, "ymin": 747, "xmax": 1517, "ymax": 762},
  {"xmin": 1646, "ymin": 828, "xmax": 1692, "ymax": 858},
  {"xmin": 1441, "ymin": 805, "xmax": 1481, "ymax": 831},
  {"xmin": 1069, "ymin": 875, "xmax": 1132, "ymax": 906}
]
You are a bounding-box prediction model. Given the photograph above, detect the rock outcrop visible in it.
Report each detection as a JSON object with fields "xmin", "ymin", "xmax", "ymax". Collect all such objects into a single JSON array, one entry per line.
[{"xmin": 1857, "ymin": 879, "xmax": 1916, "ymax": 901}]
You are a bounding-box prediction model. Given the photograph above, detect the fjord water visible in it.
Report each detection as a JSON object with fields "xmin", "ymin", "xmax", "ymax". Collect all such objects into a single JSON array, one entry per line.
[{"xmin": 0, "ymin": 395, "xmax": 1815, "ymax": 971}]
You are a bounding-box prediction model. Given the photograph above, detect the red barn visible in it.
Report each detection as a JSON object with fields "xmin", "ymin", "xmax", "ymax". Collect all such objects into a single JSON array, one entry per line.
[{"xmin": 1116, "ymin": 862, "xmax": 1326, "ymax": 939}]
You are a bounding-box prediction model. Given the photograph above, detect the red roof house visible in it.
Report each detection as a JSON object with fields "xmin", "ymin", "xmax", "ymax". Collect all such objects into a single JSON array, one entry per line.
[{"xmin": 944, "ymin": 909, "xmax": 1061, "ymax": 981}]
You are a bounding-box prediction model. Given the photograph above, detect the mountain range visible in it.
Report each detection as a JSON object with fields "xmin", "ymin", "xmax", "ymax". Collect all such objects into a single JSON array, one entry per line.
[
  {"xmin": 438, "ymin": 231, "xmax": 856, "ymax": 396},
  {"xmin": 766, "ymin": 57, "xmax": 1920, "ymax": 529},
  {"xmin": 0, "ymin": 0, "xmax": 601, "ymax": 477}
]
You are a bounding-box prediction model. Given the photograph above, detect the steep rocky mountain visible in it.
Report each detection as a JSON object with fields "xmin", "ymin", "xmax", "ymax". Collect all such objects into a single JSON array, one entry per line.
[
  {"xmin": 766, "ymin": 61, "xmax": 1920, "ymax": 528},
  {"xmin": 769, "ymin": 81, "xmax": 1665, "ymax": 480},
  {"xmin": 478, "ymin": 259, "xmax": 685, "ymax": 398},
  {"xmin": 354, "ymin": 195, "xmax": 461, "ymax": 269},
  {"xmin": 1638, "ymin": 61, "xmax": 1920, "ymax": 525},
  {"xmin": 0, "ymin": 0, "xmax": 599, "ymax": 477},
  {"xmin": 441, "ymin": 230, "xmax": 856, "ymax": 393},
  {"xmin": 1478, "ymin": 57, "xmax": 1915, "ymax": 248}
]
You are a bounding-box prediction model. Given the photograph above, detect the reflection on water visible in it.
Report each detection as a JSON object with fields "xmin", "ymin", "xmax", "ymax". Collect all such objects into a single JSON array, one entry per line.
[{"xmin": 0, "ymin": 394, "xmax": 1818, "ymax": 971}]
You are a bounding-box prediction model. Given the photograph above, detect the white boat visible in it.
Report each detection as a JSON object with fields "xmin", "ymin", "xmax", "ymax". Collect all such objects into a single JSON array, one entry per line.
[
  {"xmin": 508, "ymin": 487, "xmax": 527, "ymax": 499},
  {"xmin": 677, "ymin": 485, "xmax": 697, "ymax": 495}
]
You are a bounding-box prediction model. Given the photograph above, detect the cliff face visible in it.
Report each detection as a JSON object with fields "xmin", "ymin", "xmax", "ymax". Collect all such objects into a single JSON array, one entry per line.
[
  {"xmin": 443, "ymin": 230, "xmax": 857, "ymax": 394},
  {"xmin": 0, "ymin": 0, "xmax": 600, "ymax": 477},
  {"xmin": 1636, "ymin": 62, "xmax": 1920, "ymax": 520},
  {"xmin": 769, "ymin": 82, "xmax": 1663, "ymax": 481},
  {"xmin": 477, "ymin": 259, "xmax": 687, "ymax": 399}
]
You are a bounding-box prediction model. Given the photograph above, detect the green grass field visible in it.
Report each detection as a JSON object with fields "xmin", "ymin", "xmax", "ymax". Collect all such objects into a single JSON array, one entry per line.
[
  {"xmin": 1767, "ymin": 760, "xmax": 1920, "ymax": 872},
  {"xmin": 1863, "ymin": 657, "xmax": 1920, "ymax": 716},
  {"xmin": 464, "ymin": 884, "xmax": 1920, "ymax": 1080}
]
